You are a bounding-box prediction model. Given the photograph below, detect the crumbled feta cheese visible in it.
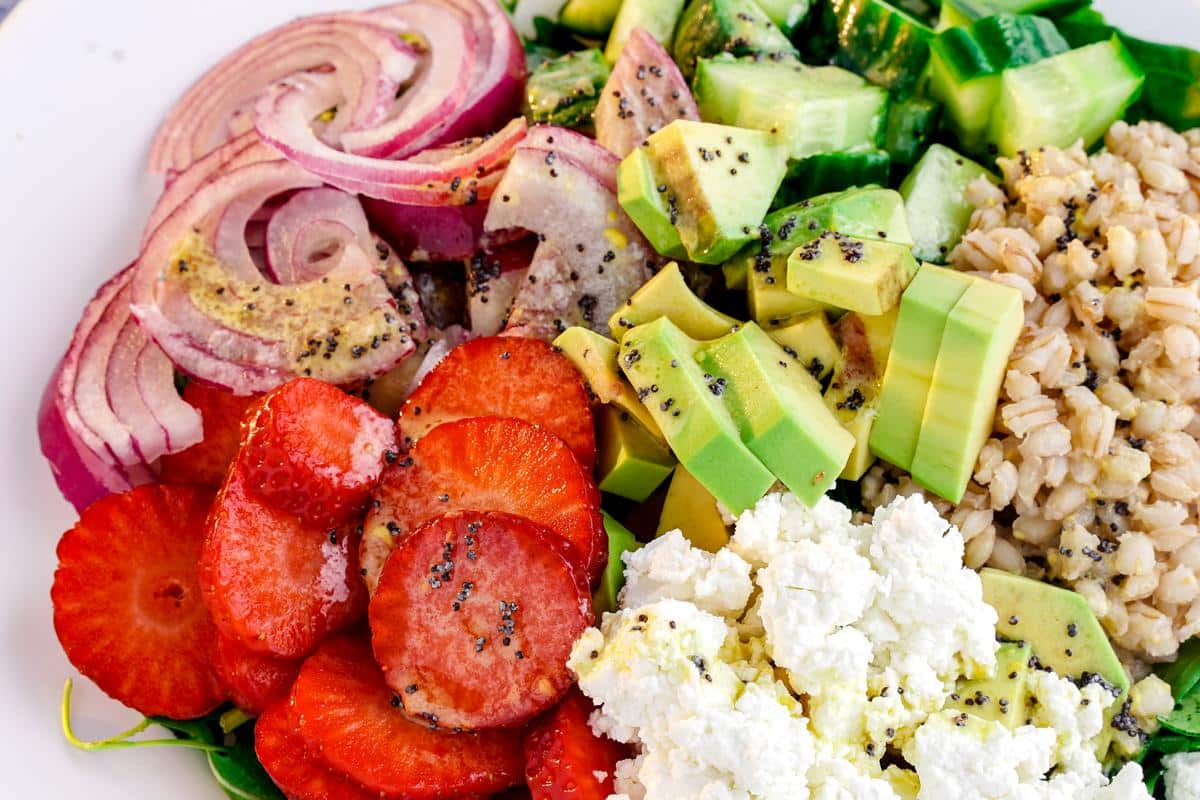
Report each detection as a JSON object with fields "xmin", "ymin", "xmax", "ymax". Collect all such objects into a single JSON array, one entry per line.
[
  {"xmin": 570, "ymin": 492, "xmax": 1150, "ymax": 800},
  {"xmin": 620, "ymin": 530, "xmax": 753, "ymax": 618},
  {"xmin": 1165, "ymin": 751, "xmax": 1200, "ymax": 800}
]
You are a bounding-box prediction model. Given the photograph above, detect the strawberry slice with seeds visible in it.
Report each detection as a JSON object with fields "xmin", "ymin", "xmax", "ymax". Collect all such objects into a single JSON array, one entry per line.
[
  {"xmin": 525, "ymin": 688, "xmax": 629, "ymax": 800},
  {"xmin": 256, "ymin": 702, "xmax": 382, "ymax": 800},
  {"xmin": 360, "ymin": 416, "xmax": 605, "ymax": 594},
  {"xmin": 399, "ymin": 336, "xmax": 595, "ymax": 468},
  {"xmin": 213, "ymin": 633, "xmax": 301, "ymax": 716},
  {"xmin": 200, "ymin": 458, "xmax": 367, "ymax": 658},
  {"xmin": 242, "ymin": 378, "xmax": 397, "ymax": 528},
  {"xmin": 291, "ymin": 635, "xmax": 523, "ymax": 799},
  {"xmin": 52, "ymin": 485, "xmax": 226, "ymax": 718},
  {"xmin": 160, "ymin": 382, "xmax": 259, "ymax": 488},
  {"xmin": 370, "ymin": 511, "xmax": 592, "ymax": 731}
]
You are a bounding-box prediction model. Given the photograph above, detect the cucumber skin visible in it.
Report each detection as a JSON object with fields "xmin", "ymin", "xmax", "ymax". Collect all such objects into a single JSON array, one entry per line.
[
  {"xmin": 827, "ymin": 0, "xmax": 936, "ymax": 94},
  {"xmin": 885, "ymin": 95, "xmax": 940, "ymax": 169},
  {"xmin": 672, "ymin": 0, "xmax": 797, "ymax": 80},
  {"xmin": 773, "ymin": 151, "xmax": 891, "ymax": 211}
]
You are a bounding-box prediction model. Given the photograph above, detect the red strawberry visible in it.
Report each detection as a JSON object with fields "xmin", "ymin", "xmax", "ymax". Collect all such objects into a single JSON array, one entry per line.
[
  {"xmin": 52, "ymin": 485, "xmax": 226, "ymax": 718},
  {"xmin": 525, "ymin": 689, "xmax": 629, "ymax": 800},
  {"xmin": 160, "ymin": 382, "xmax": 259, "ymax": 488},
  {"xmin": 213, "ymin": 633, "xmax": 301, "ymax": 716},
  {"xmin": 400, "ymin": 336, "xmax": 596, "ymax": 468},
  {"xmin": 242, "ymin": 378, "xmax": 397, "ymax": 528},
  {"xmin": 255, "ymin": 702, "xmax": 382, "ymax": 800},
  {"xmin": 360, "ymin": 416, "xmax": 605, "ymax": 593},
  {"xmin": 291, "ymin": 635, "xmax": 523, "ymax": 799},
  {"xmin": 370, "ymin": 511, "xmax": 592, "ymax": 731},
  {"xmin": 200, "ymin": 458, "xmax": 367, "ymax": 658}
]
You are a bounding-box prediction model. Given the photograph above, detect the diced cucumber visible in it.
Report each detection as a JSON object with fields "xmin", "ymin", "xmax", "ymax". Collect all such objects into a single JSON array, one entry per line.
[
  {"xmin": 936, "ymin": 0, "xmax": 1090, "ymax": 30},
  {"xmin": 693, "ymin": 56, "xmax": 889, "ymax": 160},
  {"xmin": 928, "ymin": 14, "xmax": 1068, "ymax": 152},
  {"xmin": 559, "ymin": 0, "xmax": 622, "ymax": 37},
  {"xmin": 605, "ymin": 0, "xmax": 686, "ymax": 64},
  {"xmin": 753, "ymin": 0, "xmax": 813, "ymax": 35},
  {"xmin": 827, "ymin": 0, "xmax": 936, "ymax": 94},
  {"xmin": 672, "ymin": 0, "xmax": 797, "ymax": 80},
  {"xmin": 900, "ymin": 144, "xmax": 995, "ymax": 263},
  {"xmin": 773, "ymin": 150, "xmax": 891, "ymax": 210},
  {"xmin": 523, "ymin": 49, "xmax": 610, "ymax": 129},
  {"xmin": 988, "ymin": 37, "xmax": 1145, "ymax": 156},
  {"xmin": 884, "ymin": 95, "xmax": 940, "ymax": 169}
]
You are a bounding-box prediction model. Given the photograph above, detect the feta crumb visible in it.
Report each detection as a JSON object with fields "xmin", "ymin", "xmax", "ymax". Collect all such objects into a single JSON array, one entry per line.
[
  {"xmin": 620, "ymin": 530, "xmax": 753, "ymax": 618},
  {"xmin": 1165, "ymin": 751, "xmax": 1200, "ymax": 800}
]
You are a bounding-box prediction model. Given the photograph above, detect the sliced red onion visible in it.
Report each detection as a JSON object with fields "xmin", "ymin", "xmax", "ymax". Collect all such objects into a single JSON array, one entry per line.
[
  {"xmin": 262, "ymin": 188, "xmax": 374, "ymax": 283},
  {"xmin": 594, "ymin": 27, "xmax": 700, "ymax": 158},
  {"xmin": 362, "ymin": 197, "xmax": 489, "ymax": 261},
  {"xmin": 133, "ymin": 152, "xmax": 426, "ymax": 395},
  {"xmin": 484, "ymin": 127, "xmax": 657, "ymax": 339},
  {"xmin": 39, "ymin": 268, "xmax": 204, "ymax": 511}
]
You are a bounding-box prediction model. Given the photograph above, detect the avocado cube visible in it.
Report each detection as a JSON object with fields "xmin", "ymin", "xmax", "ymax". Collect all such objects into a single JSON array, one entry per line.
[
  {"xmin": 553, "ymin": 326, "xmax": 665, "ymax": 443},
  {"xmin": 643, "ymin": 120, "xmax": 788, "ymax": 265},
  {"xmin": 595, "ymin": 404, "xmax": 675, "ymax": 501},
  {"xmin": 608, "ymin": 262, "xmax": 739, "ymax": 342},
  {"xmin": 594, "ymin": 512, "xmax": 642, "ymax": 615},
  {"xmin": 618, "ymin": 317, "xmax": 776, "ymax": 514},
  {"xmin": 787, "ymin": 234, "xmax": 918, "ymax": 316},
  {"xmin": 947, "ymin": 641, "xmax": 1033, "ymax": 728},
  {"xmin": 870, "ymin": 265, "xmax": 975, "ymax": 471},
  {"xmin": 910, "ymin": 279, "xmax": 1024, "ymax": 502},
  {"xmin": 617, "ymin": 148, "xmax": 688, "ymax": 260},
  {"xmin": 672, "ymin": 0, "xmax": 796, "ymax": 80},
  {"xmin": 700, "ymin": 323, "xmax": 854, "ymax": 505},
  {"xmin": 749, "ymin": 257, "xmax": 832, "ymax": 326},
  {"xmin": 604, "ymin": 0, "xmax": 686, "ymax": 64},
  {"xmin": 656, "ymin": 464, "xmax": 731, "ymax": 552},
  {"xmin": 768, "ymin": 313, "xmax": 841, "ymax": 382},
  {"xmin": 825, "ymin": 312, "xmax": 885, "ymax": 480},
  {"xmin": 981, "ymin": 568, "xmax": 1129, "ymax": 699}
]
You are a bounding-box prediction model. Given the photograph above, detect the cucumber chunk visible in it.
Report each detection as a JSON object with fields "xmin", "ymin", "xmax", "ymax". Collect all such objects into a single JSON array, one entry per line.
[
  {"xmin": 827, "ymin": 0, "xmax": 936, "ymax": 93},
  {"xmin": 884, "ymin": 95, "xmax": 940, "ymax": 169},
  {"xmin": 773, "ymin": 150, "xmax": 891, "ymax": 210},
  {"xmin": 605, "ymin": 0, "xmax": 686, "ymax": 64},
  {"xmin": 559, "ymin": 0, "xmax": 622, "ymax": 37},
  {"xmin": 753, "ymin": 0, "xmax": 813, "ymax": 36},
  {"xmin": 988, "ymin": 37, "xmax": 1145, "ymax": 156},
  {"xmin": 672, "ymin": 0, "xmax": 797, "ymax": 80},
  {"xmin": 523, "ymin": 49, "xmax": 610, "ymax": 129},
  {"xmin": 900, "ymin": 144, "xmax": 995, "ymax": 263}
]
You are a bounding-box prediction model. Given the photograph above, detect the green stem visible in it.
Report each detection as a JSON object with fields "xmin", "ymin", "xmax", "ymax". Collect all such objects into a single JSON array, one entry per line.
[
  {"xmin": 219, "ymin": 708, "xmax": 253, "ymax": 735},
  {"xmin": 60, "ymin": 679, "xmax": 228, "ymax": 754}
]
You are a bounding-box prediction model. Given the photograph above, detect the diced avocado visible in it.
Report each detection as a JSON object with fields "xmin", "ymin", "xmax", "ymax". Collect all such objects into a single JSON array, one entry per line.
[
  {"xmin": 729, "ymin": 187, "xmax": 913, "ymax": 326},
  {"xmin": 642, "ymin": 120, "xmax": 787, "ymax": 265},
  {"xmin": 608, "ymin": 261, "xmax": 740, "ymax": 341},
  {"xmin": 672, "ymin": 0, "xmax": 796, "ymax": 80},
  {"xmin": 618, "ymin": 317, "xmax": 776, "ymax": 513},
  {"xmin": 910, "ymin": 279, "xmax": 1023, "ymax": 502},
  {"xmin": 947, "ymin": 642, "xmax": 1033, "ymax": 728},
  {"xmin": 787, "ymin": 234, "xmax": 918, "ymax": 317},
  {"xmin": 870, "ymin": 265, "xmax": 974, "ymax": 471},
  {"xmin": 594, "ymin": 512, "xmax": 642, "ymax": 615},
  {"xmin": 694, "ymin": 56, "xmax": 889, "ymax": 160},
  {"xmin": 604, "ymin": 0, "xmax": 686, "ymax": 64},
  {"xmin": 826, "ymin": 312, "xmax": 884, "ymax": 480},
  {"xmin": 768, "ymin": 313, "xmax": 841, "ymax": 382},
  {"xmin": 524, "ymin": 49, "xmax": 611, "ymax": 129},
  {"xmin": 901, "ymin": 145, "xmax": 995, "ymax": 263},
  {"xmin": 596, "ymin": 405, "xmax": 675, "ymax": 501},
  {"xmin": 560, "ymin": 0, "xmax": 622, "ymax": 37},
  {"xmin": 981, "ymin": 568, "xmax": 1129, "ymax": 699},
  {"xmin": 553, "ymin": 326, "xmax": 665, "ymax": 443},
  {"xmin": 699, "ymin": 323, "xmax": 854, "ymax": 505},
  {"xmin": 772, "ymin": 150, "xmax": 892, "ymax": 210},
  {"xmin": 859, "ymin": 306, "xmax": 899, "ymax": 376},
  {"xmin": 656, "ymin": 464, "xmax": 730, "ymax": 552},
  {"xmin": 754, "ymin": 0, "xmax": 812, "ymax": 35},
  {"xmin": 617, "ymin": 148, "xmax": 688, "ymax": 260}
]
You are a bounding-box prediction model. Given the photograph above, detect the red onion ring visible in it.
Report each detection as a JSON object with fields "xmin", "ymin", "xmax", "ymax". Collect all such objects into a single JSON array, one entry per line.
[{"xmin": 265, "ymin": 187, "xmax": 374, "ymax": 282}]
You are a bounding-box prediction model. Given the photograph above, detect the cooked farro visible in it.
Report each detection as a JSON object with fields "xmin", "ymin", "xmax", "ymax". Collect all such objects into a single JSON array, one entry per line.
[{"xmin": 862, "ymin": 120, "xmax": 1200, "ymax": 666}]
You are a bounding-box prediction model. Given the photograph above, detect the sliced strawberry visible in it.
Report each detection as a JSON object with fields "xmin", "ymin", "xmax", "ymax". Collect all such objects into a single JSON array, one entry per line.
[
  {"xmin": 256, "ymin": 702, "xmax": 382, "ymax": 800},
  {"xmin": 52, "ymin": 485, "xmax": 225, "ymax": 718},
  {"xmin": 291, "ymin": 635, "xmax": 523, "ymax": 799},
  {"xmin": 160, "ymin": 382, "xmax": 259, "ymax": 488},
  {"xmin": 370, "ymin": 511, "xmax": 592, "ymax": 731},
  {"xmin": 200, "ymin": 458, "xmax": 367, "ymax": 658},
  {"xmin": 399, "ymin": 336, "xmax": 595, "ymax": 469},
  {"xmin": 525, "ymin": 688, "xmax": 629, "ymax": 800},
  {"xmin": 360, "ymin": 416, "xmax": 605, "ymax": 594},
  {"xmin": 213, "ymin": 633, "xmax": 301, "ymax": 716},
  {"xmin": 242, "ymin": 378, "xmax": 397, "ymax": 528}
]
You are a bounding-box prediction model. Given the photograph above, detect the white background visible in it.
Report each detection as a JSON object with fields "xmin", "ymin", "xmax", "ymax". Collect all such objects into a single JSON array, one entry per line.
[{"xmin": 0, "ymin": 0, "xmax": 1198, "ymax": 794}]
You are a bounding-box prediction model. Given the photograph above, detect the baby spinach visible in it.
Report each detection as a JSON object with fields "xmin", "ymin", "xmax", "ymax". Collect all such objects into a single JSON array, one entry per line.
[{"xmin": 62, "ymin": 679, "xmax": 282, "ymax": 799}]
